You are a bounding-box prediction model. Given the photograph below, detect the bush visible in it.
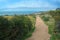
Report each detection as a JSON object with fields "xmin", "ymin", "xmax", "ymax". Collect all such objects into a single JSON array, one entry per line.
[
  {"xmin": 42, "ymin": 16, "xmax": 49, "ymax": 21},
  {"xmin": 0, "ymin": 15, "xmax": 35, "ymax": 40}
]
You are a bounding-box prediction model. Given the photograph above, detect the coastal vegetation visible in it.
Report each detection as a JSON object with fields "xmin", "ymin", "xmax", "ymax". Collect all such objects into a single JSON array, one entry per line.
[
  {"xmin": 0, "ymin": 15, "xmax": 36, "ymax": 40},
  {"xmin": 39, "ymin": 8, "xmax": 60, "ymax": 40},
  {"xmin": 0, "ymin": 8, "xmax": 60, "ymax": 40}
]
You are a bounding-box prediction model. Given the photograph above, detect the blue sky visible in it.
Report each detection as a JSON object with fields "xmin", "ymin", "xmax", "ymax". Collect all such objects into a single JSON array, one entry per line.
[{"xmin": 0, "ymin": 0, "xmax": 60, "ymax": 11}]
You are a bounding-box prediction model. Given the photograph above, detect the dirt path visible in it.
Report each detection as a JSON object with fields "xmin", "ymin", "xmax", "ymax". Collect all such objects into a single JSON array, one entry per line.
[{"xmin": 26, "ymin": 15, "xmax": 50, "ymax": 40}]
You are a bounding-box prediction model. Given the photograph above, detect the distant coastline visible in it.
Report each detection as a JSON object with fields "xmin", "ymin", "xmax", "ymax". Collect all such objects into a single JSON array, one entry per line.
[{"xmin": 0, "ymin": 11, "xmax": 40, "ymax": 15}]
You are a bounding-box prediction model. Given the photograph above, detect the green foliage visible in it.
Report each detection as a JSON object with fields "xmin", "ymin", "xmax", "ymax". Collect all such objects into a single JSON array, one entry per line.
[
  {"xmin": 38, "ymin": 8, "xmax": 60, "ymax": 40},
  {"xmin": 0, "ymin": 16, "xmax": 9, "ymax": 40},
  {"xmin": 0, "ymin": 15, "xmax": 35, "ymax": 40},
  {"xmin": 44, "ymin": 8, "xmax": 60, "ymax": 40},
  {"xmin": 42, "ymin": 16, "xmax": 49, "ymax": 21}
]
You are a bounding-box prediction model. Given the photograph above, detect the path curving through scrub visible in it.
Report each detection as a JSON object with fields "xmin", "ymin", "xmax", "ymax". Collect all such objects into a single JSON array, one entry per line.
[{"xmin": 26, "ymin": 15, "xmax": 51, "ymax": 40}]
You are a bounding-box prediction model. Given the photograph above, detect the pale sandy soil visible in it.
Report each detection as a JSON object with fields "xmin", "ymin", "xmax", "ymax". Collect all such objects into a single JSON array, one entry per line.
[{"xmin": 26, "ymin": 15, "xmax": 51, "ymax": 40}]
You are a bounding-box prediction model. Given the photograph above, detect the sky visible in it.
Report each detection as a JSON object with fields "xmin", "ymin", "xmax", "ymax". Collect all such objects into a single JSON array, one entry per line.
[{"xmin": 0, "ymin": 0, "xmax": 60, "ymax": 11}]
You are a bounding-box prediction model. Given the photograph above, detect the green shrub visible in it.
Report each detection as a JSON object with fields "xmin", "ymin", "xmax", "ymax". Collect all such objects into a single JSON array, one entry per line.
[
  {"xmin": 0, "ymin": 15, "xmax": 35, "ymax": 40},
  {"xmin": 42, "ymin": 16, "xmax": 49, "ymax": 21}
]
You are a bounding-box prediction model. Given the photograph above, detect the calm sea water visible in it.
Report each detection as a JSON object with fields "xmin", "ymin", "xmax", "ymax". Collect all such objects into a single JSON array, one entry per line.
[{"xmin": 0, "ymin": 11, "xmax": 39, "ymax": 15}]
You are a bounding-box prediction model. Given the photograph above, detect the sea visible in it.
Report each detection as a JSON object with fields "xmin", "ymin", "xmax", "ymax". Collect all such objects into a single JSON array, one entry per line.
[{"xmin": 0, "ymin": 11, "xmax": 40, "ymax": 15}]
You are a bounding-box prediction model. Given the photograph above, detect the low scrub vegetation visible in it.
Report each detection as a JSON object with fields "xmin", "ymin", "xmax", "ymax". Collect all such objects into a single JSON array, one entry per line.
[
  {"xmin": 40, "ymin": 8, "xmax": 60, "ymax": 40},
  {"xmin": 49, "ymin": 9, "xmax": 60, "ymax": 40},
  {"xmin": 0, "ymin": 15, "xmax": 36, "ymax": 40}
]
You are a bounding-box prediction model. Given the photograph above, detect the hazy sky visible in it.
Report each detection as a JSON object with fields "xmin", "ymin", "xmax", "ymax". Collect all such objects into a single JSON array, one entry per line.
[{"xmin": 0, "ymin": 0, "xmax": 60, "ymax": 11}]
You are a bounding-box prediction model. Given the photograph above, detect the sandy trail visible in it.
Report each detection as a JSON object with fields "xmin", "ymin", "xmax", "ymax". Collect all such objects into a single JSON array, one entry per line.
[{"xmin": 26, "ymin": 15, "xmax": 50, "ymax": 40}]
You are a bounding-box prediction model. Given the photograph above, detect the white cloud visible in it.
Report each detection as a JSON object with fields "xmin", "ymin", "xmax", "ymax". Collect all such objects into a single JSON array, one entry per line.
[
  {"xmin": 0, "ymin": 0, "xmax": 57, "ymax": 11},
  {"xmin": 0, "ymin": 0, "xmax": 7, "ymax": 2},
  {"xmin": 50, "ymin": 0, "xmax": 60, "ymax": 2},
  {"xmin": 3, "ymin": 1, "xmax": 57, "ymax": 9}
]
